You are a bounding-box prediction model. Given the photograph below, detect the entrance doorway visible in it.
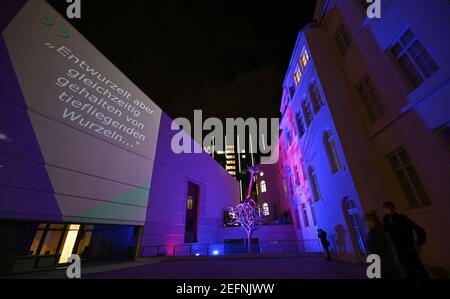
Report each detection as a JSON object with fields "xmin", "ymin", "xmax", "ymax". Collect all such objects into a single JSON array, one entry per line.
[{"xmin": 342, "ymin": 197, "xmax": 367, "ymax": 257}]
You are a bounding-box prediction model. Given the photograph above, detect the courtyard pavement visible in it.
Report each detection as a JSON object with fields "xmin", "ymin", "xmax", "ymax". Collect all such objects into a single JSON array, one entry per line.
[
  {"xmin": 84, "ymin": 255, "xmax": 367, "ymax": 279},
  {"xmin": 6, "ymin": 255, "xmax": 367, "ymax": 279}
]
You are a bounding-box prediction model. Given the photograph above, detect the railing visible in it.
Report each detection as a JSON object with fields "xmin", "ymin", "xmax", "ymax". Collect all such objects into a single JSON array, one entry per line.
[{"xmin": 141, "ymin": 239, "xmax": 322, "ymax": 257}]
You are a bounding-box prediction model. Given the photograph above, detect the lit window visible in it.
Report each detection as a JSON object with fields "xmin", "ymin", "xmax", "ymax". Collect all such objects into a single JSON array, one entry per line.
[
  {"xmin": 323, "ymin": 130, "xmax": 344, "ymax": 173},
  {"xmin": 300, "ymin": 48, "xmax": 309, "ymax": 70},
  {"xmin": 227, "ymin": 160, "xmax": 236, "ymax": 165},
  {"xmin": 259, "ymin": 172, "xmax": 264, "ymax": 177},
  {"xmin": 260, "ymin": 180, "xmax": 267, "ymax": 193},
  {"xmin": 357, "ymin": 76, "xmax": 385, "ymax": 123},
  {"xmin": 294, "ymin": 65, "xmax": 302, "ymax": 86},
  {"xmin": 308, "ymin": 166, "xmax": 321, "ymax": 202},
  {"xmin": 390, "ymin": 29, "xmax": 438, "ymax": 88},
  {"xmin": 262, "ymin": 203, "xmax": 270, "ymax": 216},
  {"xmin": 226, "ymin": 165, "xmax": 236, "ymax": 170},
  {"xmin": 59, "ymin": 224, "xmax": 80, "ymax": 264},
  {"xmin": 187, "ymin": 195, "xmax": 193, "ymax": 209},
  {"xmin": 309, "ymin": 82, "xmax": 323, "ymax": 114},
  {"xmin": 228, "ymin": 171, "xmax": 236, "ymax": 175},
  {"xmin": 388, "ymin": 149, "xmax": 431, "ymax": 209},
  {"xmin": 334, "ymin": 23, "xmax": 352, "ymax": 56}
]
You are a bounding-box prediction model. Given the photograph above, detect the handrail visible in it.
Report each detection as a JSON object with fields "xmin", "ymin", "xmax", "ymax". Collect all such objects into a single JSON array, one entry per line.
[{"xmin": 141, "ymin": 239, "xmax": 322, "ymax": 257}]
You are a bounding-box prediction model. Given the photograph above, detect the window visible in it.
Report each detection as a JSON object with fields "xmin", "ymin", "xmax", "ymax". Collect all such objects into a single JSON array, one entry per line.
[
  {"xmin": 301, "ymin": 203, "xmax": 310, "ymax": 228},
  {"xmin": 309, "ymin": 82, "xmax": 323, "ymax": 114},
  {"xmin": 388, "ymin": 149, "xmax": 431, "ymax": 209},
  {"xmin": 323, "ymin": 130, "xmax": 344, "ymax": 173},
  {"xmin": 434, "ymin": 123, "xmax": 450, "ymax": 154},
  {"xmin": 308, "ymin": 166, "xmax": 321, "ymax": 202},
  {"xmin": 289, "ymin": 84, "xmax": 296, "ymax": 98},
  {"xmin": 356, "ymin": 76, "xmax": 385, "ymax": 123},
  {"xmin": 295, "ymin": 208, "xmax": 300, "ymax": 229},
  {"xmin": 300, "ymin": 48, "xmax": 310, "ymax": 70},
  {"xmin": 334, "ymin": 23, "xmax": 352, "ymax": 56},
  {"xmin": 39, "ymin": 229, "xmax": 64, "ymax": 256},
  {"xmin": 260, "ymin": 180, "xmax": 267, "ymax": 193},
  {"xmin": 28, "ymin": 223, "xmax": 93, "ymax": 263},
  {"xmin": 187, "ymin": 195, "xmax": 193, "ymax": 209},
  {"xmin": 262, "ymin": 203, "xmax": 270, "ymax": 216},
  {"xmin": 302, "ymin": 100, "xmax": 313, "ymax": 127},
  {"xmin": 309, "ymin": 201, "xmax": 317, "ymax": 226},
  {"xmin": 226, "ymin": 165, "xmax": 236, "ymax": 170},
  {"xmin": 284, "ymin": 127, "xmax": 292, "ymax": 145},
  {"xmin": 390, "ymin": 29, "xmax": 438, "ymax": 88},
  {"xmin": 294, "ymin": 65, "xmax": 302, "ymax": 86},
  {"xmin": 59, "ymin": 224, "xmax": 80, "ymax": 264},
  {"xmin": 293, "ymin": 165, "xmax": 300, "ymax": 186},
  {"xmin": 295, "ymin": 112, "xmax": 305, "ymax": 138},
  {"xmin": 286, "ymin": 173, "xmax": 294, "ymax": 197}
]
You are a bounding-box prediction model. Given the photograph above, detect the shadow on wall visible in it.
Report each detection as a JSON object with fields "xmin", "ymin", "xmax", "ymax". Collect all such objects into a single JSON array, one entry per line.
[{"xmin": 329, "ymin": 225, "xmax": 361, "ymax": 263}]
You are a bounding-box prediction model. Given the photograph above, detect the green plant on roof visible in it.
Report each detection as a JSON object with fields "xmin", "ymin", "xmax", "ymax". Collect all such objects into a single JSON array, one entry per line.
[
  {"xmin": 58, "ymin": 26, "xmax": 71, "ymax": 38},
  {"xmin": 41, "ymin": 13, "xmax": 54, "ymax": 26}
]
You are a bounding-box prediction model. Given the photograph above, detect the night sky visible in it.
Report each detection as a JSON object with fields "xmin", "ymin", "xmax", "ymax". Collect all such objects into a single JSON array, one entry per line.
[{"xmin": 47, "ymin": 0, "xmax": 317, "ymax": 124}]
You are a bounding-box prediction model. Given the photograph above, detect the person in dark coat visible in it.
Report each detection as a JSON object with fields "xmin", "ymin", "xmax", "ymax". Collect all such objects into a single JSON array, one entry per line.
[
  {"xmin": 317, "ymin": 229, "xmax": 331, "ymax": 261},
  {"xmin": 382, "ymin": 201, "xmax": 429, "ymax": 278},
  {"xmin": 365, "ymin": 212, "xmax": 405, "ymax": 279}
]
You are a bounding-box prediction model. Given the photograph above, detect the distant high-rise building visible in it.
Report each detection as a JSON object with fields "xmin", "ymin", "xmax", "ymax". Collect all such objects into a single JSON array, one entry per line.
[{"xmin": 206, "ymin": 135, "xmax": 259, "ymax": 202}]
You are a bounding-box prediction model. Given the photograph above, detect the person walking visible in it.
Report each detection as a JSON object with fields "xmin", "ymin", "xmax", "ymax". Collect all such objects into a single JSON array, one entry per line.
[
  {"xmin": 382, "ymin": 201, "xmax": 429, "ymax": 278},
  {"xmin": 365, "ymin": 212, "xmax": 405, "ymax": 278},
  {"xmin": 318, "ymin": 229, "xmax": 331, "ymax": 261}
]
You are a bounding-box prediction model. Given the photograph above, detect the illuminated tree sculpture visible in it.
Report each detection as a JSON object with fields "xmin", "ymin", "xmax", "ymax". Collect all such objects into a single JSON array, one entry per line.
[{"xmin": 229, "ymin": 166, "xmax": 266, "ymax": 254}]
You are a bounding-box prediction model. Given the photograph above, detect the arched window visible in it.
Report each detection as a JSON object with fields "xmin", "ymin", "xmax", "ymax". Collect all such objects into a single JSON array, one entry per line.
[
  {"xmin": 323, "ymin": 130, "xmax": 344, "ymax": 173},
  {"xmin": 308, "ymin": 166, "xmax": 320, "ymax": 202},
  {"xmin": 309, "ymin": 82, "xmax": 323, "ymax": 113},
  {"xmin": 342, "ymin": 197, "xmax": 367, "ymax": 256},
  {"xmin": 260, "ymin": 180, "xmax": 267, "ymax": 193},
  {"xmin": 262, "ymin": 203, "xmax": 270, "ymax": 216}
]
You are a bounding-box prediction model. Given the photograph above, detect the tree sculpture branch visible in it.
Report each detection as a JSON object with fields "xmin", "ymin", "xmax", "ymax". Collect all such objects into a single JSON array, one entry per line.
[{"xmin": 228, "ymin": 166, "xmax": 265, "ymax": 254}]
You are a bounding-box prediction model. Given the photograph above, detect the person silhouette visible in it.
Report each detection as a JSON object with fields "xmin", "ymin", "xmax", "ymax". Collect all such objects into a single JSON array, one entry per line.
[
  {"xmin": 318, "ymin": 229, "xmax": 331, "ymax": 261},
  {"xmin": 382, "ymin": 201, "xmax": 429, "ymax": 278},
  {"xmin": 365, "ymin": 212, "xmax": 405, "ymax": 278}
]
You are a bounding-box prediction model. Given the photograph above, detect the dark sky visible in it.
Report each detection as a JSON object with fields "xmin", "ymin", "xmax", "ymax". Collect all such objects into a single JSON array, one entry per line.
[{"xmin": 47, "ymin": 0, "xmax": 317, "ymax": 123}]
